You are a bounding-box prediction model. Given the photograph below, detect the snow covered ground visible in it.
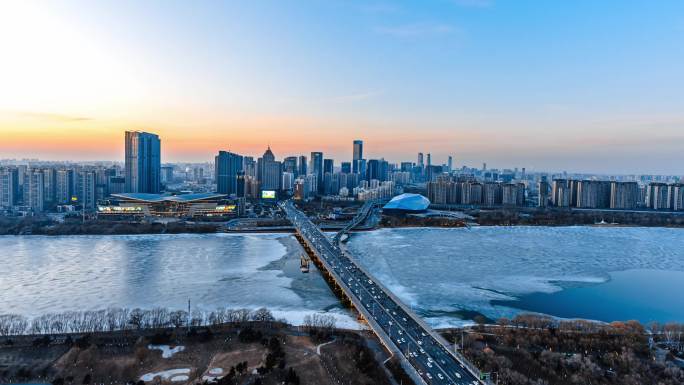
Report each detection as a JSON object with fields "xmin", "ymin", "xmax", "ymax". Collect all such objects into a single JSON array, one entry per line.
[
  {"xmin": 140, "ymin": 368, "xmax": 190, "ymax": 382},
  {"xmin": 148, "ymin": 344, "xmax": 185, "ymax": 358}
]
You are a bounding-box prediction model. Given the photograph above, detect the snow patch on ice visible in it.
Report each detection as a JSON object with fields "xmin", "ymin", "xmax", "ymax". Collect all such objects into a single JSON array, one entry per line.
[
  {"xmin": 148, "ymin": 344, "xmax": 185, "ymax": 358},
  {"xmin": 140, "ymin": 368, "xmax": 190, "ymax": 382},
  {"xmin": 271, "ymin": 308, "xmax": 364, "ymax": 330}
]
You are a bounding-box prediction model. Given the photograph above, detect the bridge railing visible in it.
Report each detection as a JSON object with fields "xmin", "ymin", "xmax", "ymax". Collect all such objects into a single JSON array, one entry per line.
[{"xmin": 452, "ymin": 349, "xmax": 494, "ymax": 385}]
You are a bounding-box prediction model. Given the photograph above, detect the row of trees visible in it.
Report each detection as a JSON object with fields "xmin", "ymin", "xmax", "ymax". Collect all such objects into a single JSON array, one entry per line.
[
  {"xmin": 302, "ymin": 313, "xmax": 337, "ymax": 342},
  {"xmin": 302, "ymin": 313, "xmax": 337, "ymax": 331},
  {"xmin": 497, "ymin": 313, "xmax": 683, "ymax": 338},
  {"xmin": 0, "ymin": 306, "xmax": 293, "ymax": 337},
  {"xmin": 457, "ymin": 314, "xmax": 684, "ymax": 385}
]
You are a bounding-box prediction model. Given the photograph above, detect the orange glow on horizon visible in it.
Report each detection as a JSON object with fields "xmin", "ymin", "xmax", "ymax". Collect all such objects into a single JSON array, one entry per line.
[{"xmin": 1, "ymin": 110, "xmax": 484, "ymax": 162}]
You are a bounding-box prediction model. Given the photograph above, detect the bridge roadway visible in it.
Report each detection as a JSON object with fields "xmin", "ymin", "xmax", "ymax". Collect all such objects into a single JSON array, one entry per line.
[
  {"xmin": 282, "ymin": 200, "xmax": 484, "ymax": 385},
  {"xmin": 332, "ymin": 199, "xmax": 376, "ymax": 245}
]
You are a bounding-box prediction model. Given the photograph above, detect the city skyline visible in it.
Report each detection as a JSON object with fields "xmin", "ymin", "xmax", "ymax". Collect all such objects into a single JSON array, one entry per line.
[{"xmin": 1, "ymin": 1, "xmax": 684, "ymax": 174}]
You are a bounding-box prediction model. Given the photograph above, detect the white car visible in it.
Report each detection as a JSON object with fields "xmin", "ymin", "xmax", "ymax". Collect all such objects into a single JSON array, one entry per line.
[
  {"xmin": 426, "ymin": 373, "xmax": 432, "ymax": 379},
  {"xmin": 426, "ymin": 362, "xmax": 432, "ymax": 368}
]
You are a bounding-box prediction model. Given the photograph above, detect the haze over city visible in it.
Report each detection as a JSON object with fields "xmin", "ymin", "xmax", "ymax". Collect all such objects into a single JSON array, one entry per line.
[{"xmin": 1, "ymin": 1, "xmax": 683, "ymax": 174}]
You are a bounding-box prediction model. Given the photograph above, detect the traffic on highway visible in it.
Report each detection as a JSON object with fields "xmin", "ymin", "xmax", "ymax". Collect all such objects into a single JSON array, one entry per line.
[{"xmin": 282, "ymin": 200, "xmax": 482, "ymax": 385}]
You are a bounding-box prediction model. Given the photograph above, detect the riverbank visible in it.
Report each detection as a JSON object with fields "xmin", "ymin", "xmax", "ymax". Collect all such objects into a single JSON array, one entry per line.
[
  {"xmin": 3, "ymin": 204, "xmax": 684, "ymax": 236},
  {"xmin": 475, "ymin": 207, "xmax": 684, "ymax": 227},
  {"xmin": 0, "ymin": 216, "xmax": 221, "ymax": 236},
  {"xmin": 2, "ymin": 314, "xmax": 681, "ymax": 385},
  {"xmin": 442, "ymin": 314, "xmax": 684, "ymax": 385},
  {"xmin": 380, "ymin": 207, "xmax": 684, "ymax": 228},
  {"xmin": 0, "ymin": 320, "xmax": 391, "ymax": 385}
]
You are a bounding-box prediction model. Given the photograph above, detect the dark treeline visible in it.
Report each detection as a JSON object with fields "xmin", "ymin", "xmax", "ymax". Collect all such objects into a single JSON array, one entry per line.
[
  {"xmin": 0, "ymin": 306, "xmax": 313, "ymax": 337},
  {"xmin": 475, "ymin": 207, "xmax": 684, "ymax": 227},
  {"xmin": 380, "ymin": 214, "xmax": 468, "ymax": 228},
  {"xmin": 445, "ymin": 314, "xmax": 684, "ymax": 385},
  {"xmin": 0, "ymin": 216, "xmax": 219, "ymax": 236}
]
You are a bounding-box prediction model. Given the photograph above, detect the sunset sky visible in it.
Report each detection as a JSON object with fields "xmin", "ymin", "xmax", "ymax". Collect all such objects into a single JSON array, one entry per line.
[{"xmin": 1, "ymin": 0, "xmax": 683, "ymax": 174}]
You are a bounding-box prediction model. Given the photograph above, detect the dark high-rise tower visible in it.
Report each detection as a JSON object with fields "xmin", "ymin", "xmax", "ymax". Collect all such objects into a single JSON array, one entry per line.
[
  {"xmin": 324, "ymin": 159, "xmax": 334, "ymax": 174},
  {"xmin": 352, "ymin": 140, "xmax": 363, "ymax": 173},
  {"xmin": 310, "ymin": 152, "xmax": 323, "ymax": 194},
  {"xmin": 297, "ymin": 155, "xmax": 307, "ymax": 176},
  {"xmin": 215, "ymin": 151, "xmax": 244, "ymax": 196},
  {"xmin": 283, "ymin": 156, "xmax": 298, "ymax": 176},
  {"xmin": 125, "ymin": 131, "xmax": 161, "ymax": 193}
]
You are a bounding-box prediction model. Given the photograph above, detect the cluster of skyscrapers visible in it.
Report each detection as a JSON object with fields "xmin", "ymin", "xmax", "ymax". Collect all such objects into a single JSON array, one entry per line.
[
  {"xmin": 0, "ymin": 131, "xmax": 161, "ymax": 213},
  {"xmin": 427, "ymin": 175, "xmax": 526, "ymax": 207},
  {"xmin": 213, "ymin": 140, "xmax": 458, "ymax": 202},
  {"xmin": 540, "ymin": 179, "xmax": 684, "ymax": 211},
  {"xmin": 3, "ymin": 129, "xmax": 683, "ymax": 215},
  {"xmin": 0, "ymin": 165, "xmax": 110, "ymax": 212}
]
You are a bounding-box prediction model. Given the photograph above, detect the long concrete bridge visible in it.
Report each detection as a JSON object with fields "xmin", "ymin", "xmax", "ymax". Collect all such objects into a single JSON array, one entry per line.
[
  {"xmin": 331, "ymin": 199, "xmax": 377, "ymax": 245},
  {"xmin": 282, "ymin": 200, "xmax": 488, "ymax": 385}
]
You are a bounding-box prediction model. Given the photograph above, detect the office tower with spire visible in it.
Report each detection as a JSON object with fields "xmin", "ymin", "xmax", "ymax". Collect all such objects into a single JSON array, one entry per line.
[{"xmin": 258, "ymin": 146, "xmax": 282, "ymax": 191}]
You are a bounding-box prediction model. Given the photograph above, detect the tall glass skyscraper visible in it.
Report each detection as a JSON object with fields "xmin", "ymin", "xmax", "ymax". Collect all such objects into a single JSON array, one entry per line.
[
  {"xmin": 352, "ymin": 140, "xmax": 363, "ymax": 173},
  {"xmin": 310, "ymin": 152, "xmax": 323, "ymax": 194},
  {"xmin": 124, "ymin": 131, "xmax": 161, "ymax": 193},
  {"xmin": 297, "ymin": 155, "xmax": 307, "ymax": 177},
  {"xmin": 215, "ymin": 150, "xmax": 244, "ymax": 196},
  {"xmin": 323, "ymin": 159, "xmax": 334, "ymax": 174}
]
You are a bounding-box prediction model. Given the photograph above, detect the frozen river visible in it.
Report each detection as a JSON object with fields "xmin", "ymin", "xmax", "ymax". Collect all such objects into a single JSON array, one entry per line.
[
  {"xmin": 1, "ymin": 226, "xmax": 683, "ymax": 328},
  {"xmin": 0, "ymin": 233, "xmax": 357, "ymax": 327},
  {"xmin": 347, "ymin": 226, "xmax": 684, "ymax": 326}
]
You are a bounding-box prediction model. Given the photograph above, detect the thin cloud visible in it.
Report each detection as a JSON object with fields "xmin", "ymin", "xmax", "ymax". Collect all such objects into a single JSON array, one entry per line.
[
  {"xmin": 5, "ymin": 110, "xmax": 92, "ymax": 122},
  {"xmin": 374, "ymin": 22, "xmax": 455, "ymax": 38}
]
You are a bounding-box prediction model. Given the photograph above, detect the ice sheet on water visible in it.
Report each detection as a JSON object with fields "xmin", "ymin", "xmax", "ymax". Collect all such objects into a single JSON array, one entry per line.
[
  {"xmin": 0, "ymin": 233, "xmax": 341, "ymax": 322},
  {"xmin": 347, "ymin": 227, "xmax": 684, "ymax": 326}
]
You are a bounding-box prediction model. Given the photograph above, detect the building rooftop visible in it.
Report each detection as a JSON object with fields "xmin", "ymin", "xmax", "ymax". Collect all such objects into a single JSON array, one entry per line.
[
  {"xmin": 111, "ymin": 192, "xmax": 227, "ymax": 203},
  {"xmin": 382, "ymin": 193, "xmax": 430, "ymax": 212}
]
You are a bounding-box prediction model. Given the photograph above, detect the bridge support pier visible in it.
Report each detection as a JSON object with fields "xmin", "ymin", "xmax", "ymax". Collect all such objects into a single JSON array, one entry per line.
[{"xmin": 294, "ymin": 233, "xmax": 362, "ymax": 316}]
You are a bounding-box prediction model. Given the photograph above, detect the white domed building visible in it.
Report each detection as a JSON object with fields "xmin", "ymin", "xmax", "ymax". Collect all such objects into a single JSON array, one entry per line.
[{"xmin": 382, "ymin": 193, "xmax": 430, "ymax": 213}]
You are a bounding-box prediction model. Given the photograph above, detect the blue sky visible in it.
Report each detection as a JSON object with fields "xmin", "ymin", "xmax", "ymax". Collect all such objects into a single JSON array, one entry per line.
[{"xmin": 1, "ymin": 0, "xmax": 683, "ymax": 174}]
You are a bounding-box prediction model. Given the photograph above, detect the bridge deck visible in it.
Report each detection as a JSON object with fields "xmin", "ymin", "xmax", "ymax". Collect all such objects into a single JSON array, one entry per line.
[{"xmin": 283, "ymin": 201, "xmax": 485, "ymax": 385}]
